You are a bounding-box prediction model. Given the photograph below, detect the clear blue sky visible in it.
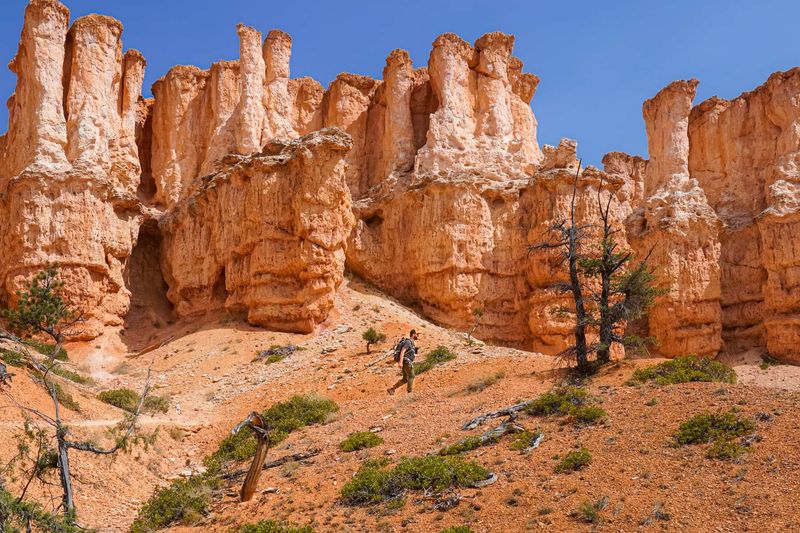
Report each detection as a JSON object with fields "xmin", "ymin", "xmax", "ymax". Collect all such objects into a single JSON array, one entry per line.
[{"xmin": 1, "ymin": 0, "xmax": 799, "ymax": 166}]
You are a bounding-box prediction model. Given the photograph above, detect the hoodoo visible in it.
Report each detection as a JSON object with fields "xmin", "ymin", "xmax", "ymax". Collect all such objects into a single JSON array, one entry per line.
[{"xmin": 1, "ymin": 0, "xmax": 799, "ymax": 361}]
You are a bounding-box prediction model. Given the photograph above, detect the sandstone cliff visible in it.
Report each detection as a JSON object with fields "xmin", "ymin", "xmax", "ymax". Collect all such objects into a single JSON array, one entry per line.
[
  {"xmin": 688, "ymin": 69, "xmax": 800, "ymax": 362},
  {"xmin": 2, "ymin": 0, "xmax": 800, "ymax": 361},
  {"xmin": 625, "ymin": 80, "xmax": 723, "ymax": 358},
  {"xmin": 0, "ymin": 0, "xmax": 145, "ymax": 338},
  {"xmin": 159, "ymin": 129, "xmax": 353, "ymax": 333}
]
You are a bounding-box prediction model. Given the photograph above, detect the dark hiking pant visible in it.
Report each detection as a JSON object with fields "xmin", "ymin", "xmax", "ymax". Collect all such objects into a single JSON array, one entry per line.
[{"xmin": 390, "ymin": 361, "xmax": 415, "ymax": 393}]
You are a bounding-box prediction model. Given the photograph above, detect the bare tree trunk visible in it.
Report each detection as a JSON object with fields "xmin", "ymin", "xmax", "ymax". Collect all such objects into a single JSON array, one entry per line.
[{"xmin": 567, "ymin": 169, "xmax": 589, "ymax": 372}]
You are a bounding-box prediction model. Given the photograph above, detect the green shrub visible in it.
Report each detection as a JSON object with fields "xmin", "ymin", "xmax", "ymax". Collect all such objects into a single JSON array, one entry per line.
[
  {"xmin": 576, "ymin": 501, "xmax": 599, "ymax": 523},
  {"xmin": 673, "ymin": 411, "xmax": 754, "ymax": 446},
  {"xmin": 438, "ymin": 436, "xmax": 491, "ymax": 456},
  {"xmin": 131, "ymin": 473, "xmax": 217, "ymax": 532},
  {"xmin": 97, "ymin": 388, "xmax": 139, "ymax": 411},
  {"xmin": 255, "ymin": 345, "xmax": 299, "ymax": 364},
  {"xmin": 673, "ymin": 410, "xmax": 755, "ymax": 460},
  {"xmin": 340, "ymin": 431, "xmax": 383, "ymax": 452},
  {"xmin": 212, "ymin": 395, "xmax": 338, "ymax": 464},
  {"xmin": 233, "ymin": 520, "xmax": 315, "ymax": 533},
  {"xmin": 51, "ymin": 364, "xmax": 94, "ymax": 385},
  {"xmin": 631, "ymin": 355, "xmax": 736, "ymax": 385},
  {"xmin": 52, "ymin": 381, "xmax": 80, "ymax": 412},
  {"xmin": 706, "ymin": 439, "xmax": 746, "ymax": 460},
  {"xmin": 570, "ymin": 405, "xmax": 607, "ymax": 426},
  {"xmin": 759, "ymin": 353, "xmax": 781, "ymax": 370},
  {"xmin": 29, "ymin": 340, "xmax": 68, "ymax": 361},
  {"xmin": 0, "ymin": 348, "xmax": 25, "ymax": 367},
  {"xmin": 0, "ymin": 487, "xmax": 83, "ymax": 533},
  {"xmin": 341, "ymin": 455, "xmax": 487, "ymax": 505},
  {"xmin": 362, "ymin": 328, "xmax": 387, "ymax": 353},
  {"xmin": 525, "ymin": 387, "xmax": 588, "ymax": 416},
  {"xmin": 440, "ymin": 527, "xmax": 474, "ymax": 533},
  {"xmin": 574, "ymin": 499, "xmax": 606, "ymax": 524},
  {"xmin": 414, "ymin": 346, "xmax": 457, "ymax": 375},
  {"xmin": 97, "ymin": 388, "xmax": 170, "ymax": 414},
  {"xmin": 510, "ymin": 430, "xmax": 543, "ymax": 452},
  {"xmin": 554, "ymin": 448, "xmax": 592, "ymax": 473}
]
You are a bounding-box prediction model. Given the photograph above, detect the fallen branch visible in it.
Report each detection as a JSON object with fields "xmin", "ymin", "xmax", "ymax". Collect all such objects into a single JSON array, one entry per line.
[
  {"xmin": 366, "ymin": 348, "xmax": 395, "ymax": 368},
  {"xmin": 462, "ymin": 401, "xmax": 530, "ymax": 430},
  {"xmin": 220, "ymin": 449, "xmax": 321, "ymax": 480}
]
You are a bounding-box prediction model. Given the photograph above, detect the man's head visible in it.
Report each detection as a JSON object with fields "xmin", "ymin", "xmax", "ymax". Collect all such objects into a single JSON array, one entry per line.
[{"xmin": 410, "ymin": 329, "xmax": 419, "ymax": 341}]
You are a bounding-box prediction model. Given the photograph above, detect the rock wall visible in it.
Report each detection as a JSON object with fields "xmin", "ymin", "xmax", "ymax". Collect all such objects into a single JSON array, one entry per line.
[
  {"xmin": 625, "ymin": 80, "xmax": 722, "ymax": 358},
  {"xmin": 348, "ymin": 138, "xmax": 629, "ymax": 351},
  {"xmin": 2, "ymin": 0, "xmax": 799, "ymax": 358},
  {"xmin": 0, "ymin": 0, "xmax": 144, "ymax": 338},
  {"xmin": 688, "ymin": 69, "xmax": 800, "ymax": 361},
  {"xmin": 159, "ymin": 129, "xmax": 353, "ymax": 332}
]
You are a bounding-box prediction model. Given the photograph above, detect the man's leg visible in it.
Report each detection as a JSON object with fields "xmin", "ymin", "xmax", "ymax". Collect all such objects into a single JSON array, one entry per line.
[
  {"xmin": 388, "ymin": 369, "xmax": 408, "ymax": 395},
  {"xmin": 404, "ymin": 362, "xmax": 415, "ymax": 393}
]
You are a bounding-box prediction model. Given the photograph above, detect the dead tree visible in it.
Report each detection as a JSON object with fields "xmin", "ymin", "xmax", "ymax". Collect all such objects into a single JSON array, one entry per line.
[
  {"xmin": 531, "ymin": 162, "xmax": 592, "ymax": 373},
  {"xmin": 531, "ymin": 165, "xmax": 667, "ymax": 372},
  {"xmin": 231, "ymin": 412, "xmax": 272, "ymax": 502}
]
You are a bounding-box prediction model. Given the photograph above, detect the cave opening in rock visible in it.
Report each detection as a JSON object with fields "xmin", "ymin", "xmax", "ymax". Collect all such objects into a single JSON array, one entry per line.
[
  {"xmin": 363, "ymin": 213, "xmax": 384, "ymax": 229},
  {"xmin": 125, "ymin": 220, "xmax": 173, "ymax": 330}
]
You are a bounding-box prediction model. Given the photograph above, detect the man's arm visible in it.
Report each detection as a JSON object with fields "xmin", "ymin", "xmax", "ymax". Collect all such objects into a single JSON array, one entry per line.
[{"xmin": 398, "ymin": 345, "xmax": 406, "ymax": 368}]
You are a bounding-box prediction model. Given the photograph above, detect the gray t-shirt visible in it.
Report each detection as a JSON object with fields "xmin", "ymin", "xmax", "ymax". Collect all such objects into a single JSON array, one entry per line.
[{"xmin": 399, "ymin": 338, "xmax": 416, "ymax": 363}]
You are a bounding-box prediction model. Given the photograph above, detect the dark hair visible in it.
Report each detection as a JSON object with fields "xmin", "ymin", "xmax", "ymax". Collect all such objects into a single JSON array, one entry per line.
[{"xmin": 410, "ymin": 329, "xmax": 417, "ymax": 336}]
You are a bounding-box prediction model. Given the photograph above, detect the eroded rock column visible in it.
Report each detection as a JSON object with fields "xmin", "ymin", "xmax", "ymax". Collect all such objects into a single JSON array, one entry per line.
[{"xmin": 628, "ymin": 80, "xmax": 722, "ymax": 357}]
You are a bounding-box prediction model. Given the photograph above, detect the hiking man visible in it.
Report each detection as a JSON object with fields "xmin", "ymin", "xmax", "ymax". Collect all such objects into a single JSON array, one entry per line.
[{"xmin": 387, "ymin": 329, "xmax": 419, "ymax": 395}]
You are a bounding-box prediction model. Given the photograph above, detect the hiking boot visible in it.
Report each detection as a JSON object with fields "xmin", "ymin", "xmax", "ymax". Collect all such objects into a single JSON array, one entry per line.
[{"xmin": 387, "ymin": 387, "xmax": 395, "ymax": 396}]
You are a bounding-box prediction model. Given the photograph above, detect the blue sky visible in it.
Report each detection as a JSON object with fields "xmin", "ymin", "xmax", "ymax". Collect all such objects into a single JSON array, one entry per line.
[{"xmin": 1, "ymin": 0, "xmax": 799, "ymax": 166}]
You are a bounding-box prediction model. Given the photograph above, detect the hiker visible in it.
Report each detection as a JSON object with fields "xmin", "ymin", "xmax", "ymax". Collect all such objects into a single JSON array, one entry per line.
[{"xmin": 388, "ymin": 329, "xmax": 419, "ymax": 395}]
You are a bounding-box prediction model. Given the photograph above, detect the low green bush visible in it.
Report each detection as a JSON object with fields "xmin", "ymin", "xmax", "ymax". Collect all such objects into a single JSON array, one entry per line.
[
  {"xmin": 438, "ymin": 436, "xmax": 491, "ymax": 456},
  {"xmin": 233, "ymin": 520, "xmax": 315, "ymax": 533},
  {"xmin": 414, "ymin": 346, "xmax": 457, "ymax": 375},
  {"xmin": 510, "ymin": 429, "xmax": 543, "ymax": 452},
  {"xmin": 570, "ymin": 405, "xmax": 607, "ymax": 426},
  {"xmin": 525, "ymin": 387, "xmax": 588, "ymax": 416},
  {"xmin": 0, "ymin": 487, "xmax": 83, "ymax": 533},
  {"xmin": 673, "ymin": 411, "xmax": 754, "ymax": 446},
  {"xmin": 51, "ymin": 364, "xmax": 94, "ymax": 385},
  {"xmin": 97, "ymin": 388, "xmax": 169, "ymax": 414},
  {"xmin": 29, "ymin": 340, "xmax": 68, "ymax": 361},
  {"xmin": 673, "ymin": 410, "xmax": 755, "ymax": 460},
  {"xmin": 130, "ymin": 473, "xmax": 216, "ymax": 533},
  {"xmin": 631, "ymin": 355, "xmax": 736, "ymax": 385},
  {"xmin": 341, "ymin": 455, "xmax": 487, "ymax": 505},
  {"xmin": 0, "ymin": 348, "xmax": 25, "ymax": 367},
  {"xmin": 575, "ymin": 500, "xmax": 599, "ymax": 523},
  {"xmin": 213, "ymin": 395, "xmax": 338, "ymax": 463},
  {"xmin": 554, "ymin": 448, "xmax": 592, "ymax": 473},
  {"xmin": 440, "ymin": 527, "xmax": 474, "ymax": 533},
  {"xmin": 340, "ymin": 431, "xmax": 383, "ymax": 452}
]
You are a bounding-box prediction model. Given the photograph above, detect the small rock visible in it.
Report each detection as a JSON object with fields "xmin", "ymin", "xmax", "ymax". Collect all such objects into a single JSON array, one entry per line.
[
  {"xmin": 385, "ymin": 449, "xmax": 396, "ymax": 456},
  {"xmin": 370, "ymin": 426, "xmax": 383, "ymax": 433},
  {"xmin": 263, "ymin": 487, "xmax": 279, "ymax": 494}
]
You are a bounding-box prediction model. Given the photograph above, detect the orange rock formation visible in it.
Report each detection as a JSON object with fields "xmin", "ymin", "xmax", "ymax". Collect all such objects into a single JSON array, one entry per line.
[{"xmin": 1, "ymin": 0, "xmax": 799, "ymax": 361}]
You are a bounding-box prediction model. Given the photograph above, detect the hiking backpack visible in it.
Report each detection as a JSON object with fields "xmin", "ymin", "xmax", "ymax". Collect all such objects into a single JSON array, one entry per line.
[{"xmin": 393, "ymin": 337, "xmax": 408, "ymax": 363}]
